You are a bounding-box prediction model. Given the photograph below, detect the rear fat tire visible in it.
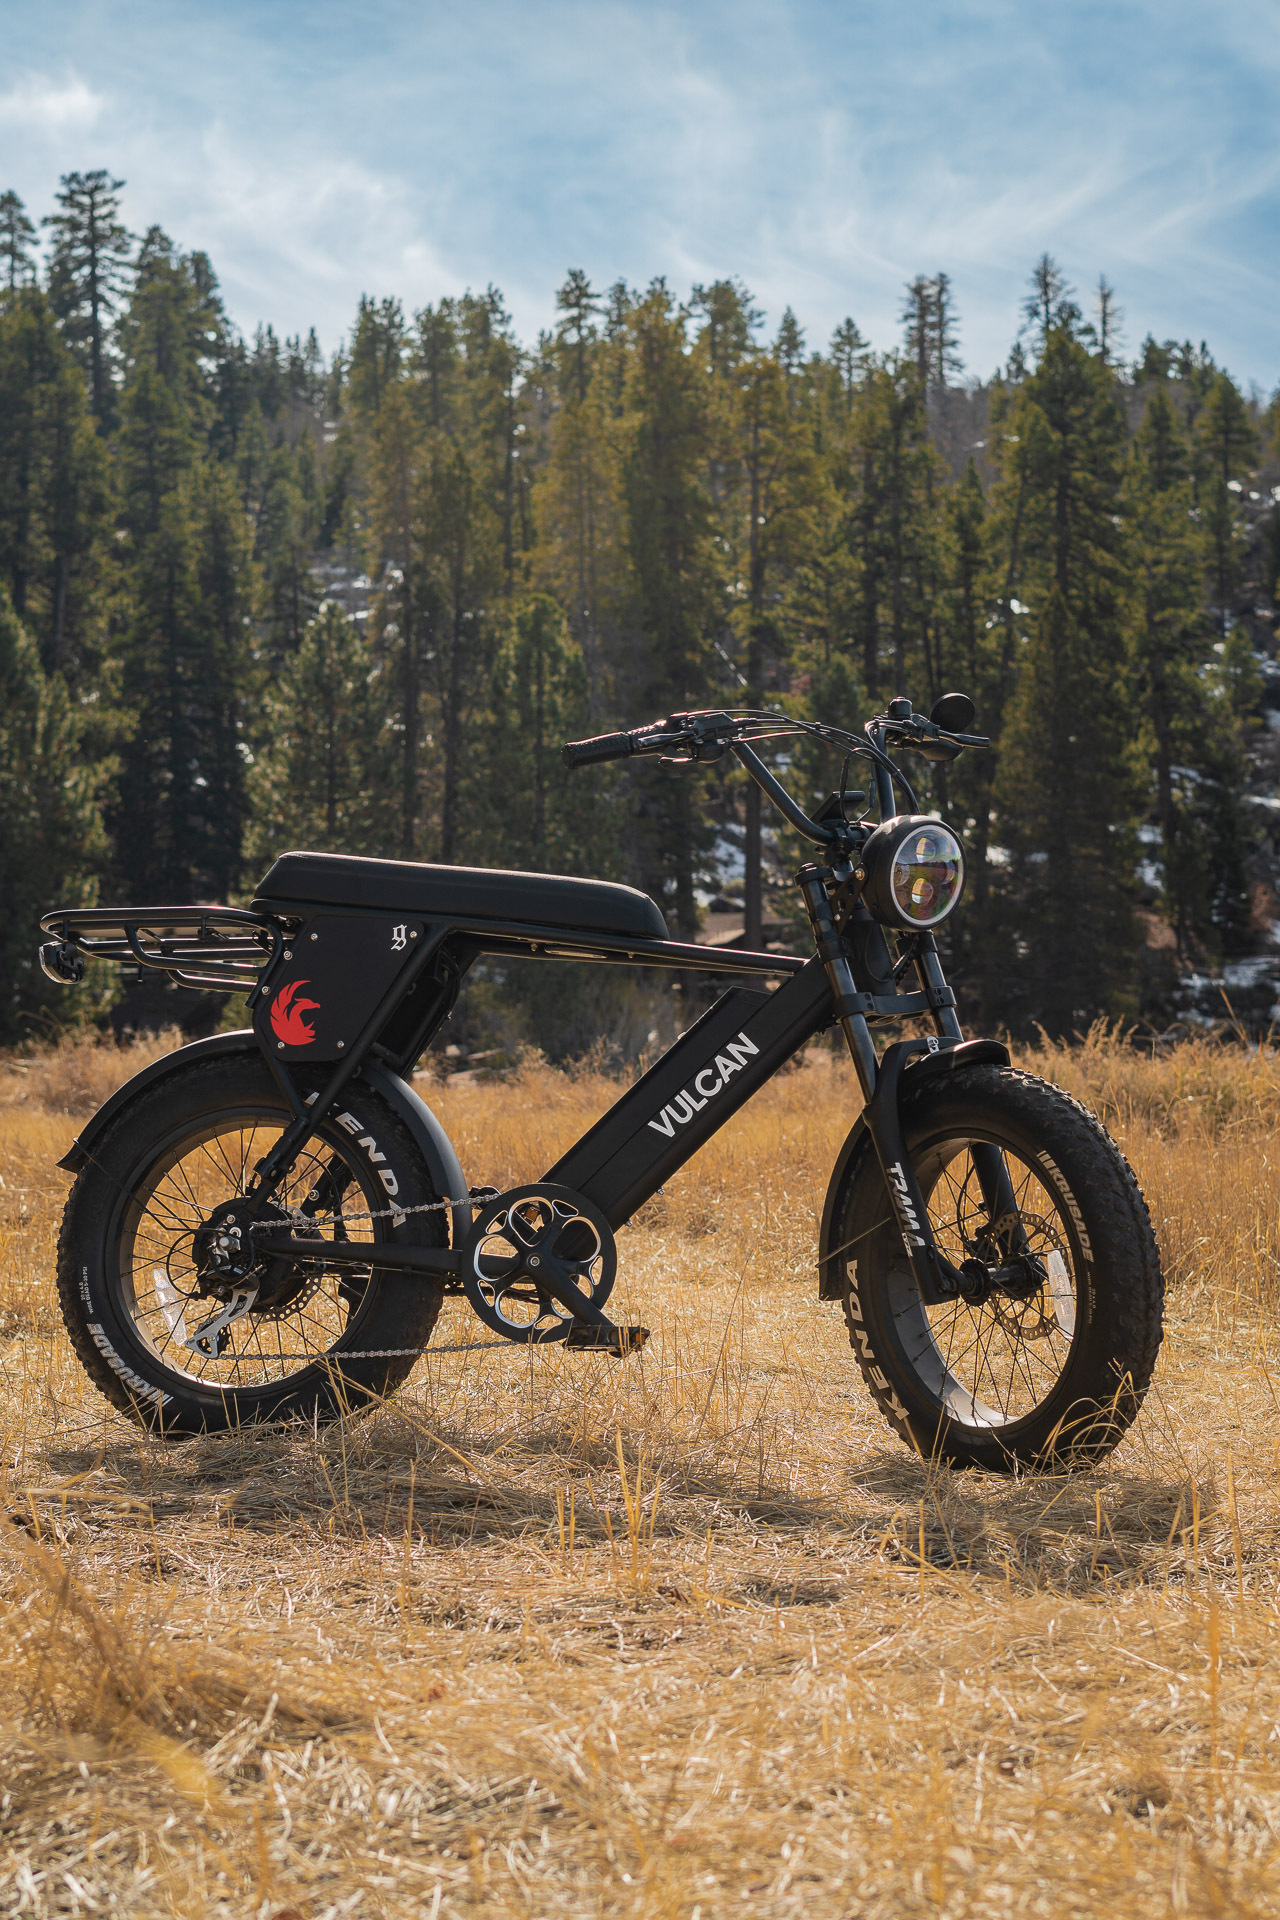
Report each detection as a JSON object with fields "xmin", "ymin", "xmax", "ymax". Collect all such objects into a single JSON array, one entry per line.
[
  {"xmin": 832, "ymin": 1066, "xmax": 1164, "ymax": 1471},
  {"xmin": 56, "ymin": 1054, "xmax": 449, "ymax": 1436}
]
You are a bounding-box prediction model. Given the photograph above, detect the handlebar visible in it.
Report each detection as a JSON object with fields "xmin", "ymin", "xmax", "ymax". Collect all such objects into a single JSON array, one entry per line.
[
  {"xmin": 560, "ymin": 731, "xmax": 638, "ymax": 769},
  {"xmin": 561, "ymin": 700, "xmax": 989, "ymax": 842}
]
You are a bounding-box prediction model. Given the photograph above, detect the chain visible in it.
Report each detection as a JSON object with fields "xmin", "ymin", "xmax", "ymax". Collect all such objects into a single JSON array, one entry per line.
[
  {"xmin": 258, "ymin": 1340, "xmax": 514, "ymax": 1359},
  {"xmin": 280, "ymin": 1194, "xmax": 457, "ymax": 1228},
  {"xmin": 280, "ymin": 1188, "xmax": 497, "ymax": 1230}
]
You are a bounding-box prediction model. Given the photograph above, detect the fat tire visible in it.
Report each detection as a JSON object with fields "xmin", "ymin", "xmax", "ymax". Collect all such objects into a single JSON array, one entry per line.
[
  {"xmin": 56, "ymin": 1053, "xmax": 448, "ymax": 1436},
  {"xmin": 833, "ymin": 1065, "xmax": 1163, "ymax": 1471}
]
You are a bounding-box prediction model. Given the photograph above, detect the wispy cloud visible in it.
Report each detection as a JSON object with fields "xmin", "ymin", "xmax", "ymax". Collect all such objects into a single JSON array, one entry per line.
[
  {"xmin": 0, "ymin": 73, "xmax": 104, "ymax": 135},
  {"xmin": 1, "ymin": 1, "xmax": 1277, "ymax": 383}
]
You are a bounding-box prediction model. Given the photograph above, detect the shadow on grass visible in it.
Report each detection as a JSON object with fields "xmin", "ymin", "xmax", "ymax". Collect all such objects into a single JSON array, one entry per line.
[{"xmin": 34, "ymin": 1417, "xmax": 1210, "ymax": 1598}]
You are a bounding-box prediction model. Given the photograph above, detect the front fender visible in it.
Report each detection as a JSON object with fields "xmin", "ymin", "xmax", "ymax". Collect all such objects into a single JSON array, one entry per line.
[
  {"xmin": 60, "ymin": 1031, "xmax": 472, "ymax": 1246},
  {"xmin": 816, "ymin": 1037, "xmax": 1009, "ymax": 1300}
]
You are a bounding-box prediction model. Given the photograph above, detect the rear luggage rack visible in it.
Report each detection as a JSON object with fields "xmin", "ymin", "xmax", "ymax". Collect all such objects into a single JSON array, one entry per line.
[{"xmin": 39, "ymin": 905, "xmax": 283, "ymax": 994}]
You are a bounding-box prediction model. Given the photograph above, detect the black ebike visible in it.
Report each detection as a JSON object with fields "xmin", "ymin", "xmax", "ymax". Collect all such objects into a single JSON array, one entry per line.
[{"xmin": 40, "ymin": 696, "xmax": 1164, "ymax": 1470}]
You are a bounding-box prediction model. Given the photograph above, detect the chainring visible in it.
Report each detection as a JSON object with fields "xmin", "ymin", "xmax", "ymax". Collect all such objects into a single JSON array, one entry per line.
[{"xmin": 461, "ymin": 1183, "xmax": 617, "ymax": 1344}]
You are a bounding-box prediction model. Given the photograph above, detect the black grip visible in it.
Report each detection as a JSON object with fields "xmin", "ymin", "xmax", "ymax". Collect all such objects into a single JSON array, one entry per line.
[{"xmin": 561, "ymin": 731, "xmax": 635, "ymax": 769}]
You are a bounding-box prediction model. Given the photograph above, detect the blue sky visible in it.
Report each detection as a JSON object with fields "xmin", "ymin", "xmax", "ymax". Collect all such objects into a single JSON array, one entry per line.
[{"xmin": 3, "ymin": 0, "xmax": 1278, "ymax": 386}]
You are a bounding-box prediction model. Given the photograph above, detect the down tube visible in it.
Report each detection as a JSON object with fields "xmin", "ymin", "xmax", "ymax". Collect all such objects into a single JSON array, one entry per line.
[{"xmin": 545, "ymin": 958, "xmax": 834, "ymax": 1228}]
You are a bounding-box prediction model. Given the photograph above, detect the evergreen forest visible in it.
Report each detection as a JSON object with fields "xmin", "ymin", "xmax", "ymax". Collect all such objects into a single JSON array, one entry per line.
[{"xmin": 3, "ymin": 171, "xmax": 1280, "ymax": 1056}]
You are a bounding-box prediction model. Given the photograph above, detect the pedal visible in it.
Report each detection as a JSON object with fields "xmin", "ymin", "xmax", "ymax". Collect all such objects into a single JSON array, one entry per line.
[{"xmin": 564, "ymin": 1323, "xmax": 650, "ymax": 1358}]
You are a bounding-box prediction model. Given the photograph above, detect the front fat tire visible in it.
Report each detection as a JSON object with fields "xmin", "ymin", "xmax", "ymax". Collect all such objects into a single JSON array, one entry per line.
[
  {"xmin": 834, "ymin": 1066, "xmax": 1164, "ymax": 1471},
  {"xmin": 56, "ymin": 1054, "xmax": 449, "ymax": 1437}
]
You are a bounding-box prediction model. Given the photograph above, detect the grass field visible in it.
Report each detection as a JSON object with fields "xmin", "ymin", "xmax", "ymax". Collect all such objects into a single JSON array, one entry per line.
[{"xmin": 4, "ymin": 1026, "xmax": 1280, "ymax": 1918}]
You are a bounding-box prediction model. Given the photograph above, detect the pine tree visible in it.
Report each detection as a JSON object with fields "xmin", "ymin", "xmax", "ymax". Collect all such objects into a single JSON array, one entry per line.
[
  {"xmin": 555, "ymin": 269, "xmax": 602, "ymax": 403},
  {"xmin": 368, "ymin": 383, "xmax": 428, "ymax": 857},
  {"xmin": 259, "ymin": 444, "xmax": 321, "ymax": 658},
  {"xmin": 0, "ymin": 288, "xmax": 112, "ymax": 679},
  {"xmin": 1093, "ymin": 276, "xmax": 1123, "ymax": 367},
  {"xmin": 621, "ymin": 282, "xmax": 719, "ymax": 935},
  {"xmin": 989, "ymin": 331, "xmax": 1139, "ymax": 1032},
  {"xmin": 411, "ymin": 301, "xmax": 459, "ymax": 431},
  {"xmin": 538, "ymin": 287, "xmax": 626, "ymax": 719},
  {"xmin": 901, "ymin": 274, "xmax": 961, "ymax": 387},
  {"xmin": 835, "ymin": 358, "xmax": 939, "ymax": 698},
  {"xmin": 929, "ymin": 273, "xmax": 962, "ymax": 386},
  {"xmin": 901, "ymin": 277, "xmax": 934, "ymax": 385},
  {"xmin": 347, "ymin": 296, "xmax": 405, "ymax": 417},
  {"xmin": 1194, "ymin": 371, "xmax": 1257, "ymax": 634},
  {"xmin": 690, "ymin": 279, "xmax": 759, "ymax": 380},
  {"xmin": 0, "ymin": 191, "xmax": 36, "ymax": 291},
  {"xmin": 723, "ymin": 343, "xmax": 818, "ymax": 942},
  {"xmin": 935, "ymin": 458, "xmax": 1003, "ymax": 944},
  {"xmin": 477, "ymin": 594, "xmax": 610, "ymax": 872},
  {"xmin": 829, "ymin": 318, "xmax": 868, "ymax": 409},
  {"xmin": 248, "ymin": 603, "xmax": 393, "ymax": 862},
  {"xmin": 0, "ymin": 588, "xmax": 107, "ymax": 1040},
  {"xmin": 44, "ymin": 170, "xmax": 133, "ymax": 422},
  {"xmin": 455, "ymin": 288, "xmax": 526, "ymax": 586},
  {"xmin": 1021, "ymin": 254, "xmax": 1081, "ymax": 355},
  {"xmin": 774, "ymin": 307, "xmax": 804, "ymax": 379},
  {"xmin": 112, "ymin": 239, "xmax": 254, "ymax": 901},
  {"xmin": 1126, "ymin": 387, "xmax": 1212, "ymax": 951}
]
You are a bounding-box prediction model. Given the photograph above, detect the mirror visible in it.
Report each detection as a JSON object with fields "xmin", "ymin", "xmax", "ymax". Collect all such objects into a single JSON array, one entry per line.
[{"xmin": 930, "ymin": 690, "xmax": 975, "ymax": 732}]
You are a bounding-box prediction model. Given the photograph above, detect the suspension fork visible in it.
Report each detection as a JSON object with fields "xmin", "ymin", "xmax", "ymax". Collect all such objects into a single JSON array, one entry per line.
[
  {"xmin": 798, "ymin": 871, "xmax": 1020, "ymax": 1302},
  {"xmin": 912, "ymin": 930, "xmax": 1025, "ymax": 1249}
]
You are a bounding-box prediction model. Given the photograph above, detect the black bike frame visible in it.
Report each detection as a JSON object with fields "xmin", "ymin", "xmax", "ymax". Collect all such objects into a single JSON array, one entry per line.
[{"xmin": 42, "ymin": 722, "xmax": 1016, "ymax": 1314}]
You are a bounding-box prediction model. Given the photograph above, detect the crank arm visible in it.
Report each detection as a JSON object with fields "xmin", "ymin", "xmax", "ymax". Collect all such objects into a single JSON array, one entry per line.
[{"xmin": 521, "ymin": 1251, "xmax": 621, "ymax": 1337}]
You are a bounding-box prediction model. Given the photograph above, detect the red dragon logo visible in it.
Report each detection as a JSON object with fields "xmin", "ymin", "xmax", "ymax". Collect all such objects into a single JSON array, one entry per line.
[{"xmin": 270, "ymin": 979, "xmax": 320, "ymax": 1047}]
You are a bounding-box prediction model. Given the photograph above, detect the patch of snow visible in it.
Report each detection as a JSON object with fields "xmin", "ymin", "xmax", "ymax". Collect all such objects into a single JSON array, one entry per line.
[
  {"xmin": 1223, "ymin": 957, "xmax": 1279, "ymax": 988},
  {"xmin": 1136, "ymin": 860, "xmax": 1163, "ymax": 889},
  {"xmin": 1136, "ymin": 822, "xmax": 1162, "ymax": 845},
  {"xmin": 711, "ymin": 832, "xmax": 746, "ymax": 884}
]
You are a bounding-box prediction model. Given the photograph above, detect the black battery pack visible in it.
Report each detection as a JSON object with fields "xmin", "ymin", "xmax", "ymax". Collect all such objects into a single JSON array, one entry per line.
[{"xmin": 546, "ymin": 958, "xmax": 834, "ymax": 1225}]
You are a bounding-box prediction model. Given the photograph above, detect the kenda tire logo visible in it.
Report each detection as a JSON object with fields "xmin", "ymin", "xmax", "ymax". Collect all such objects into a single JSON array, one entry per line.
[
  {"xmin": 271, "ymin": 979, "xmax": 320, "ymax": 1046},
  {"xmin": 646, "ymin": 1031, "xmax": 759, "ymax": 1137}
]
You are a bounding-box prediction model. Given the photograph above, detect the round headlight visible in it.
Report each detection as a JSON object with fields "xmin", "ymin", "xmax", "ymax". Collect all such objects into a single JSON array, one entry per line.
[{"xmin": 861, "ymin": 816, "xmax": 966, "ymax": 930}]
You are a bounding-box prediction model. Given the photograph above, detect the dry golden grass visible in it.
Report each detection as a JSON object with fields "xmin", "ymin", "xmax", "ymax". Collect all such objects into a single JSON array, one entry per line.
[{"xmin": 4, "ymin": 1027, "xmax": 1280, "ymax": 1916}]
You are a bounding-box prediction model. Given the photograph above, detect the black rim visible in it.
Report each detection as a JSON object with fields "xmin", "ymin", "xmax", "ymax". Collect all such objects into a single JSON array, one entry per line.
[{"xmin": 872, "ymin": 1131, "xmax": 1082, "ymax": 1433}]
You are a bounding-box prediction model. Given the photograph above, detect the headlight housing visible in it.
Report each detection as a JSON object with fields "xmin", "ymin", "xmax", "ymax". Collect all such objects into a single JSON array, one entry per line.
[{"xmin": 860, "ymin": 816, "xmax": 966, "ymax": 930}]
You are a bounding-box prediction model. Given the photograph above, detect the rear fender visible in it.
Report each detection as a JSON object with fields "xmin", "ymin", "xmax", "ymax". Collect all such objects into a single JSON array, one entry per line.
[
  {"xmin": 817, "ymin": 1037, "xmax": 1010, "ymax": 1300},
  {"xmin": 59, "ymin": 1031, "xmax": 261, "ymax": 1174},
  {"xmin": 59, "ymin": 1031, "xmax": 472, "ymax": 1245}
]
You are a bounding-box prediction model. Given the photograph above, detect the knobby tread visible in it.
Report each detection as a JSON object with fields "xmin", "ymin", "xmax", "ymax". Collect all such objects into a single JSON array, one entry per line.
[
  {"xmin": 56, "ymin": 1054, "xmax": 447, "ymax": 1436},
  {"xmin": 835, "ymin": 1064, "xmax": 1165, "ymax": 1471}
]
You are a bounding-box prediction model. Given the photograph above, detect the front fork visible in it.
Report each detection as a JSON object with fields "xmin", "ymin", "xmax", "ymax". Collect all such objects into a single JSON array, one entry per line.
[{"xmin": 798, "ymin": 868, "xmax": 1022, "ymax": 1304}]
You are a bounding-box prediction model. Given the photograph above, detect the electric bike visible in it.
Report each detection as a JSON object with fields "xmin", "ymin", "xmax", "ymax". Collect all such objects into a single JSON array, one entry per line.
[{"xmin": 39, "ymin": 694, "xmax": 1164, "ymax": 1470}]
